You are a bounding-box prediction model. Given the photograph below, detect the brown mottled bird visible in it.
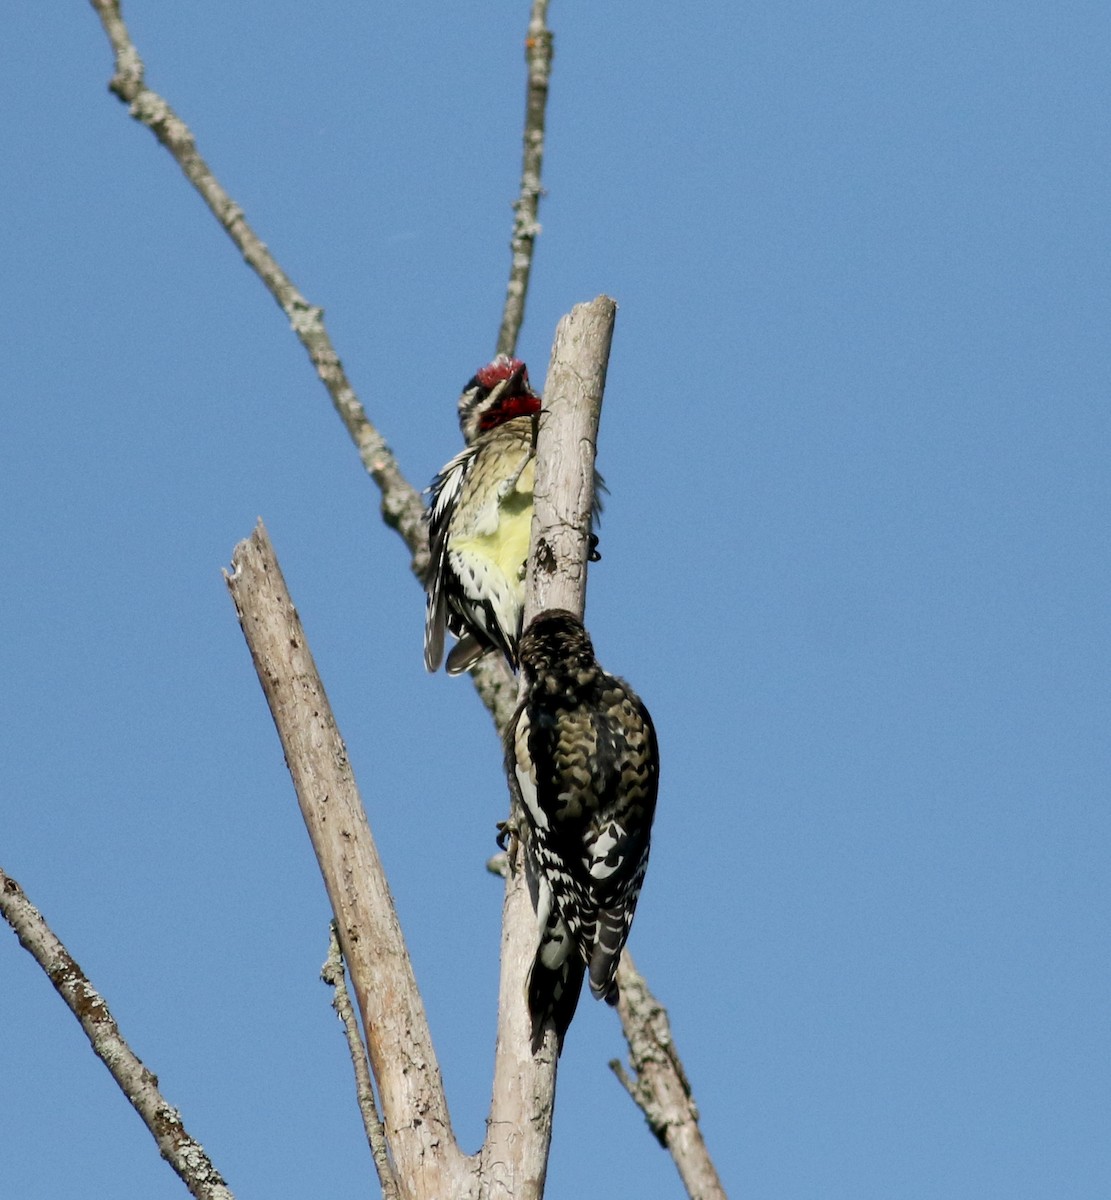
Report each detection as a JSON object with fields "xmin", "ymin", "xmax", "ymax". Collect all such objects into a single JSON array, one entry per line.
[{"xmin": 504, "ymin": 610, "xmax": 659, "ymax": 1051}]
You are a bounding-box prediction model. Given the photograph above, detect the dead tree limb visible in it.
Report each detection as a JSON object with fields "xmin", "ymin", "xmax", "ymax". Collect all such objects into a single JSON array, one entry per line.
[
  {"xmin": 610, "ymin": 954, "xmax": 727, "ymax": 1200},
  {"xmin": 0, "ymin": 869, "xmax": 235, "ymax": 1200},
  {"xmin": 481, "ymin": 297, "xmax": 615, "ymax": 1197},
  {"xmin": 225, "ymin": 525, "xmax": 468, "ymax": 1198},
  {"xmin": 527, "ymin": 297, "xmax": 615, "ymax": 619}
]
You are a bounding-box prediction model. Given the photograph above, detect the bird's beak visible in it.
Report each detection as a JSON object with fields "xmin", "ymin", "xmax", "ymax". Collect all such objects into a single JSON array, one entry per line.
[{"xmin": 507, "ymin": 363, "xmax": 527, "ymax": 394}]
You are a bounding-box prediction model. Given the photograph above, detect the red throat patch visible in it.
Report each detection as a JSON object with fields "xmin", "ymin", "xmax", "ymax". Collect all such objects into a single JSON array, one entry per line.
[{"xmin": 478, "ymin": 391, "xmax": 541, "ymax": 432}]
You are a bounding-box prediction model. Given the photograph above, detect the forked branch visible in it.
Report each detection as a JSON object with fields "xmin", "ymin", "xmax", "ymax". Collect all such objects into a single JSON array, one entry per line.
[{"xmin": 84, "ymin": 4, "xmax": 725, "ymax": 1195}]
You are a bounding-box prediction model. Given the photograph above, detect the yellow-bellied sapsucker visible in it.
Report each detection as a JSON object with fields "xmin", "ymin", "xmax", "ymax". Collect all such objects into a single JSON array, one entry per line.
[
  {"xmin": 504, "ymin": 609, "xmax": 660, "ymax": 1051},
  {"xmin": 424, "ymin": 355, "xmax": 541, "ymax": 675}
]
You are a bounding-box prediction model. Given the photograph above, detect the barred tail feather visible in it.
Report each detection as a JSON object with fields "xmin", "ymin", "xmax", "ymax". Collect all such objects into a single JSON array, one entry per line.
[
  {"xmin": 527, "ymin": 957, "xmax": 585, "ymax": 1054},
  {"xmin": 588, "ymin": 905, "xmax": 630, "ymax": 1004}
]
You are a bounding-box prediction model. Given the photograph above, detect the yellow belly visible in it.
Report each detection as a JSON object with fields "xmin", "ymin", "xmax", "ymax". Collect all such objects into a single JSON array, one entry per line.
[{"xmin": 454, "ymin": 489, "xmax": 532, "ymax": 582}]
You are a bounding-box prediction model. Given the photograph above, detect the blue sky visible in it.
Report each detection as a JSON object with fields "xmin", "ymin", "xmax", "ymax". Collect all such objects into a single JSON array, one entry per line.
[{"xmin": 3, "ymin": 3, "xmax": 1109, "ymax": 1197}]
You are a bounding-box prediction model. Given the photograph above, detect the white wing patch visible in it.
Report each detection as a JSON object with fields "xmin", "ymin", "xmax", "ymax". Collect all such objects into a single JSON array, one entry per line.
[
  {"xmin": 585, "ymin": 822, "xmax": 626, "ymax": 881},
  {"xmin": 427, "ymin": 448, "xmax": 471, "ymax": 533}
]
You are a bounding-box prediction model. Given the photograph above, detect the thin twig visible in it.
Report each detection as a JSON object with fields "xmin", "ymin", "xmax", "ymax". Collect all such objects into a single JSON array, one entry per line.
[
  {"xmin": 225, "ymin": 524, "xmax": 470, "ymax": 1198},
  {"xmin": 495, "ymin": 0, "xmax": 553, "ymax": 359},
  {"xmin": 321, "ymin": 925, "xmax": 400, "ymax": 1200},
  {"xmin": 609, "ymin": 954, "xmax": 727, "ymax": 1200},
  {"xmin": 0, "ymin": 869, "xmax": 235, "ymax": 1200},
  {"xmin": 87, "ymin": 0, "xmax": 427, "ymax": 574}
]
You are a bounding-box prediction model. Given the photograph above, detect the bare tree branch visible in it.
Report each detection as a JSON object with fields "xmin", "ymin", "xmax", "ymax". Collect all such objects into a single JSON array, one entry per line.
[
  {"xmin": 321, "ymin": 925, "xmax": 400, "ymax": 1200},
  {"xmin": 496, "ymin": 0, "xmax": 554, "ymax": 359},
  {"xmin": 610, "ymin": 955, "xmax": 727, "ymax": 1200},
  {"xmin": 225, "ymin": 524, "xmax": 469, "ymax": 1198},
  {"xmin": 481, "ymin": 297, "xmax": 615, "ymax": 1196},
  {"xmin": 527, "ymin": 297, "xmax": 615, "ymax": 620},
  {"xmin": 87, "ymin": 0, "xmax": 427, "ymax": 573},
  {"xmin": 0, "ymin": 869, "xmax": 235, "ymax": 1200},
  {"xmin": 516, "ymin": 299, "xmax": 730, "ymax": 1199}
]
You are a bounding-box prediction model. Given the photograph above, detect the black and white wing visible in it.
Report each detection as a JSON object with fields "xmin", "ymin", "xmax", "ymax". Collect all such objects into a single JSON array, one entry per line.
[{"xmin": 423, "ymin": 445, "xmax": 473, "ymax": 672}]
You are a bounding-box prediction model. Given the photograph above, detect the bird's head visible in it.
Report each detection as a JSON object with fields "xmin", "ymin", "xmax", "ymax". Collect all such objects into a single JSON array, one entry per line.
[
  {"xmin": 457, "ymin": 355, "xmax": 541, "ymax": 444},
  {"xmin": 518, "ymin": 609, "xmax": 597, "ymax": 682}
]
